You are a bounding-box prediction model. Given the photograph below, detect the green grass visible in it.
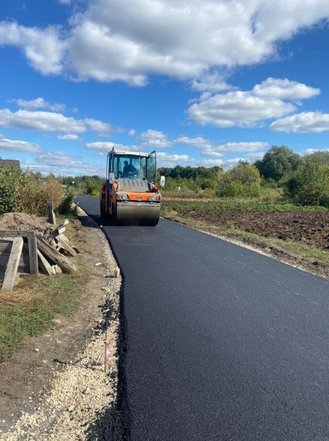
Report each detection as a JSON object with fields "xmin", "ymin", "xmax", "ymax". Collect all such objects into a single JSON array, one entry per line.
[
  {"xmin": 0, "ymin": 273, "xmax": 83, "ymax": 363},
  {"xmin": 223, "ymin": 226, "xmax": 329, "ymax": 264},
  {"xmin": 162, "ymin": 198, "xmax": 328, "ymax": 213}
]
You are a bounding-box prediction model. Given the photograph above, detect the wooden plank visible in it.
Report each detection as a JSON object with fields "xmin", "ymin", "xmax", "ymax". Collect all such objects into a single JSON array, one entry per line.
[
  {"xmin": 37, "ymin": 249, "xmax": 53, "ymax": 275},
  {"xmin": 27, "ymin": 233, "xmax": 38, "ymax": 274},
  {"xmin": 2, "ymin": 238, "xmax": 24, "ymax": 291},
  {"xmin": 37, "ymin": 237, "xmax": 77, "ymax": 273},
  {"xmin": 56, "ymin": 236, "xmax": 76, "ymax": 256},
  {"xmin": 48, "ymin": 201, "xmax": 56, "ymax": 225},
  {"xmin": 0, "ymin": 231, "xmax": 38, "ymax": 274}
]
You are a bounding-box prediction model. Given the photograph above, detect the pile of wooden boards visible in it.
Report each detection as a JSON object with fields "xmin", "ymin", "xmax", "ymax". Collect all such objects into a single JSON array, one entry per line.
[{"xmin": 0, "ymin": 220, "xmax": 78, "ymax": 292}]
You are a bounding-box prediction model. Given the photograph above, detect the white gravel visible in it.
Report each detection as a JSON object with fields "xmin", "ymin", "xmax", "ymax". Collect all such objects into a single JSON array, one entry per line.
[{"xmin": 0, "ymin": 210, "xmax": 121, "ymax": 441}]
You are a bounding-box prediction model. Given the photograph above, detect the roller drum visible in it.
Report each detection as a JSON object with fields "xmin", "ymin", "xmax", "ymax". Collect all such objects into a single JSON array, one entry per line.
[{"xmin": 115, "ymin": 202, "xmax": 160, "ymax": 226}]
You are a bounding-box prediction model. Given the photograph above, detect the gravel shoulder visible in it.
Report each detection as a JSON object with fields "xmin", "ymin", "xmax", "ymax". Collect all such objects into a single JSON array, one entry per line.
[{"xmin": 0, "ymin": 209, "xmax": 121, "ymax": 440}]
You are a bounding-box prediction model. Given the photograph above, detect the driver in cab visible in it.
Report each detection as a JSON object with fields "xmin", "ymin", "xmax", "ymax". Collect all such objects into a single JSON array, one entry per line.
[{"xmin": 123, "ymin": 160, "xmax": 137, "ymax": 176}]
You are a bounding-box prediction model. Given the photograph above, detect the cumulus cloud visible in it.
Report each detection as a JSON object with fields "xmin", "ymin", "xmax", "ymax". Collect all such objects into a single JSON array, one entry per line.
[
  {"xmin": 58, "ymin": 134, "xmax": 79, "ymax": 140},
  {"xmin": 0, "ymin": 108, "xmax": 111, "ymax": 134},
  {"xmin": 2, "ymin": 1, "xmax": 329, "ymax": 83},
  {"xmin": 0, "ymin": 136, "xmax": 42, "ymax": 153},
  {"xmin": 174, "ymin": 136, "xmax": 212, "ymax": 149},
  {"xmin": 26, "ymin": 152, "xmax": 104, "ymax": 176},
  {"xmin": 0, "ymin": 21, "xmax": 66, "ymax": 75},
  {"xmin": 140, "ymin": 129, "xmax": 172, "ymax": 148},
  {"xmin": 13, "ymin": 97, "xmax": 66, "ymax": 112},
  {"xmin": 188, "ymin": 78, "xmax": 319, "ymax": 127},
  {"xmin": 204, "ymin": 141, "xmax": 268, "ymax": 155},
  {"xmin": 199, "ymin": 158, "xmax": 224, "ymax": 167},
  {"xmin": 252, "ymin": 78, "xmax": 320, "ymax": 100},
  {"xmin": 191, "ymin": 72, "xmax": 233, "ymax": 93},
  {"xmin": 86, "ymin": 141, "xmax": 128, "ymax": 151},
  {"xmin": 304, "ymin": 147, "xmax": 329, "ymax": 155},
  {"xmin": 157, "ymin": 151, "xmax": 190, "ymax": 167},
  {"xmin": 271, "ymin": 111, "xmax": 329, "ymax": 132}
]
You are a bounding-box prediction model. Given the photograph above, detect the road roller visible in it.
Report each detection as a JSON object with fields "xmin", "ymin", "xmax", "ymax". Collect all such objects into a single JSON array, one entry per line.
[{"xmin": 100, "ymin": 148, "xmax": 165, "ymax": 225}]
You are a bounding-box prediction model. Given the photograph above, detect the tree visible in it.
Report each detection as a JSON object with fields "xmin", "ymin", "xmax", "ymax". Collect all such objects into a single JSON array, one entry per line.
[
  {"xmin": 284, "ymin": 163, "xmax": 329, "ymax": 207},
  {"xmin": 304, "ymin": 151, "xmax": 329, "ymax": 165},
  {"xmin": 255, "ymin": 146, "xmax": 302, "ymax": 181},
  {"xmin": 218, "ymin": 162, "xmax": 261, "ymax": 198}
]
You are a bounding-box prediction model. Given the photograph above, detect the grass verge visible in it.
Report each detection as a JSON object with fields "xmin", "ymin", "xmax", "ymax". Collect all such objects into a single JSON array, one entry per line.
[{"xmin": 0, "ymin": 272, "xmax": 86, "ymax": 363}]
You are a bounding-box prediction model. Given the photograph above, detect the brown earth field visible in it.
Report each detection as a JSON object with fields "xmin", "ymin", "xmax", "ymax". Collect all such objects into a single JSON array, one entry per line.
[
  {"xmin": 164, "ymin": 205, "xmax": 329, "ymax": 250},
  {"xmin": 162, "ymin": 201, "xmax": 329, "ymax": 279}
]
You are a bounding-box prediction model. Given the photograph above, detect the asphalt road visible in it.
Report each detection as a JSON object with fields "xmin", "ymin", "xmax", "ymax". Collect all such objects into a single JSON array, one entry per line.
[{"xmin": 78, "ymin": 196, "xmax": 329, "ymax": 441}]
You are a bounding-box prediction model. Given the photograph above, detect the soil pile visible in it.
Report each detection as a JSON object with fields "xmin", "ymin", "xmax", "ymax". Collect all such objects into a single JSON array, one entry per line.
[{"xmin": 0, "ymin": 213, "xmax": 50, "ymax": 233}]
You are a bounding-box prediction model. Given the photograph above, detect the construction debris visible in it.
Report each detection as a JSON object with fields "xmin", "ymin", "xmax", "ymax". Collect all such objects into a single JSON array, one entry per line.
[{"xmin": 0, "ymin": 213, "xmax": 79, "ymax": 291}]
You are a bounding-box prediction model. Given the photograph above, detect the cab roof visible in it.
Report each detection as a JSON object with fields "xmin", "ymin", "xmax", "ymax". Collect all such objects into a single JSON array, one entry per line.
[{"xmin": 110, "ymin": 149, "xmax": 151, "ymax": 158}]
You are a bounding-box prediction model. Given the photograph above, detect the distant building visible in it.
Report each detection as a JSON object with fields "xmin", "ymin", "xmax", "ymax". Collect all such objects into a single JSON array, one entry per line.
[{"xmin": 0, "ymin": 160, "xmax": 20, "ymax": 171}]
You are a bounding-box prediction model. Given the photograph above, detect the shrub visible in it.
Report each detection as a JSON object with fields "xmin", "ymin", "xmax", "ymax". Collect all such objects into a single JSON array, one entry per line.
[
  {"xmin": 0, "ymin": 166, "xmax": 66, "ymax": 216},
  {"xmin": 0, "ymin": 184, "xmax": 19, "ymax": 214},
  {"xmin": 0, "ymin": 166, "xmax": 22, "ymax": 214},
  {"xmin": 57, "ymin": 191, "xmax": 77, "ymax": 216},
  {"xmin": 18, "ymin": 174, "xmax": 65, "ymax": 216},
  {"xmin": 284, "ymin": 163, "xmax": 329, "ymax": 207},
  {"xmin": 217, "ymin": 163, "xmax": 261, "ymax": 198}
]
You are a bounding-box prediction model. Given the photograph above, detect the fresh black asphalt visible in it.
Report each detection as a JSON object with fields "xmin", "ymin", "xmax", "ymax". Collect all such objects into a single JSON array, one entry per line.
[{"xmin": 78, "ymin": 196, "xmax": 329, "ymax": 441}]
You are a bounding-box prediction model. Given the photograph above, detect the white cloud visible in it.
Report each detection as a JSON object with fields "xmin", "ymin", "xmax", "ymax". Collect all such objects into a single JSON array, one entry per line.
[
  {"xmin": 58, "ymin": 0, "xmax": 72, "ymax": 4},
  {"xmin": 13, "ymin": 97, "xmax": 66, "ymax": 112},
  {"xmin": 0, "ymin": 21, "xmax": 66, "ymax": 75},
  {"xmin": 199, "ymin": 159, "xmax": 224, "ymax": 167},
  {"xmin": 157, "ymin": 152, "xmax": 190, "ymax": 167},
  {"xmin": 58, "ymin": 134, "xmax": 79, "ymax": 140},
  {"xmin": 252, "ymin": 78, "xmax": 320, "ymax": 100},
  {"xmin": 86, "ymin": 141, "xmax": 127, "ymax": 151},
  {"xmin": 140, "ymin": 129, "xmax": 171, "ymax": 148},
  {"xmin": 188, "ymin": 78, "xmax": 319, "ymax": 127},
  {"xmin": 84, "ymin": 118, "xmax": 112, "ymax": 133},
  {"xmin": 128, "ymin": 129, "xmax": 137, "ymax": 137},
  {"xmin": 174, "ymin": 136, "xmax": 212, "ymax": 149},
  {"xmin": 206, "ymin": 141, "xmax": 268, "ymax": 155},
  {"xmin": 271, "ymin": 112, "xmax": 329, "ymax": 133},
  {"xmin": 2, "ymin": 1, "xmax": 329, "ymax": 83},
  {"xmin": 0, "ymin": 108, "xmax": 111, "ymax": 134},
  {"xmin": 25, "ymin": 152, "xmax": 104, "ymax": 176},
  {"xmin": 304, "ymin": 148, "xmax": 329, "ymax": 155},
  {"xmin": 191, "ymin": 72, "xmax": 233, "ymax": 93},
  {"xmin": 0, "ymin": 136, "xmax": 42, "ymax": 153}
]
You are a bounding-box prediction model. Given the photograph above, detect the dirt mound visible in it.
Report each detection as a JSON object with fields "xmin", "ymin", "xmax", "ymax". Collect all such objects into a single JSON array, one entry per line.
[{"xmin": 0, "ymin": 213, "xmax": 50, "ymax": 233}]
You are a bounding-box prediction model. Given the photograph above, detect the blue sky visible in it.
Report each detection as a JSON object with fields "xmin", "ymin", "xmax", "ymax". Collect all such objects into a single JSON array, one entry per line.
[{"xmin": 0, "ymin": 0, "xmax": 329, "ymax": 176}]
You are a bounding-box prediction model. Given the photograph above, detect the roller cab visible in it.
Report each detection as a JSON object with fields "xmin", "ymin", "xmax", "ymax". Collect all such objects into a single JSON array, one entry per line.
[{"xmin": 101, "ymin": 149, "xmax": 164, "ymax": 225}]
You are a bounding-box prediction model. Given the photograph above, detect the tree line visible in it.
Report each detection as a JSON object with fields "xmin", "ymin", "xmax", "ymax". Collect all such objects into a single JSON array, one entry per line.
[
  {"xmin": 159, "ymin": 147, "xmax": 329, "ymax": 208},
  {"xmin": 57, "ymin": 147, "xmax": 329, "ymax": 208}
]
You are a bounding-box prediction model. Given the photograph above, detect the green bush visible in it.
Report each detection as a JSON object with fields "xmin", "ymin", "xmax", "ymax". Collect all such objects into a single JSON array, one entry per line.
[
  {"xmin": 285, "ymin": 163, "xmax": 329, "ymax": 207},
  {"xmin": 0, "ymin": 184, "xmax": 19, "ymax": 214},
  {"xmin": 57, "ymin": 191, "xmax": 77, "ymax": 216},
  {"xmin": 18, "ymin": 174, "xmax": 65, "ymax": 216},
  {"xmin": 0, "ymin": 166, "xmax": 22, "ymax": 214},
  {"xmin": 217, "ymin": 163, "xmax": 261, "ymax": 198},
  {"xmin": 0, "ymin": 166, "xmax": 66, "ymax": 216}
]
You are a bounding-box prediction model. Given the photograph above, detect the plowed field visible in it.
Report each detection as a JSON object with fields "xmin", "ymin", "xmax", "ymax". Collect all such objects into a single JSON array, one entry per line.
[{"xmin": 164, "ymin": 203, "xmax": 329, "ymax": 250}]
